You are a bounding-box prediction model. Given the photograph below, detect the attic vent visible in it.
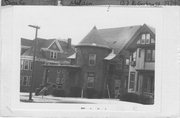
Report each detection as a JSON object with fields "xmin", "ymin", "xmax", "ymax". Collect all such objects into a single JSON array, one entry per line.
[{"xmin": 92, "ymin": 43, "xmax": 97, "ymax": 46}]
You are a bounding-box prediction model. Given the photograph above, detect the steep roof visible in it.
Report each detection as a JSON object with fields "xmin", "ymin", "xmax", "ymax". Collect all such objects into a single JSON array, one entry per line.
[
  {"xmin": 77, "ymin": 24, "xmax": 155, "ymax": 54},
  {"xmin": 21, "ymin": 38, "xmax": 34, "ymax": 47},
  {"xmin": 77, "ymin": 26, "xmax": 110, "ymax": 49},
  {"xmin": 98, "ymin": 25, "xmax": 141, "ymax": 54}
]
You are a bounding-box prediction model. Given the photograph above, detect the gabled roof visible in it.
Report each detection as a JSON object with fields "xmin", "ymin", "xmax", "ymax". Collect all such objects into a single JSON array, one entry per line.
[
  {"xmin": 77, "ymin": 26, "xmax": 110, "ymax": 49},
  {"xmin": 21, "ymin": 38, "xmax": 34, "ymax": 47},
  {"xmin": 21, "ymin": 38, "xmax": 75, "ymax": 60}
]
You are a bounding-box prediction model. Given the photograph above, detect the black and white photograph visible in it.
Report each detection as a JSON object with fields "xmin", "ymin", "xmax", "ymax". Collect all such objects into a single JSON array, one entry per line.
[
  {"xmin": 19, "ymin": 7, "xmax": 156, "ymax": 105},
  {"xmin": 0, "ymin": 6, "xmax": 180, "ymax": 117}
]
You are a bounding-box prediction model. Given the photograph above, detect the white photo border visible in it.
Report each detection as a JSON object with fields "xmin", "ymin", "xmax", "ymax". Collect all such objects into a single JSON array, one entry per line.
[{"xmin": 0, "ymin": 6, "xmax": 180, "ymax": 117}]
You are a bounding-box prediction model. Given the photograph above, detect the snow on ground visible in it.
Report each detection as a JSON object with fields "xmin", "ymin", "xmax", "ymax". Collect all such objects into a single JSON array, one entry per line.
[{"xmin": 20, "ymin": 92, "xmax": 141, "ymax": 105}]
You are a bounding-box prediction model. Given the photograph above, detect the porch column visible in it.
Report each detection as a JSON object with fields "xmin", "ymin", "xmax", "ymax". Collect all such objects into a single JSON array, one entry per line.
[{"xmin": 43, "ymin": 68, "xmax": 49, "ymax": 86}]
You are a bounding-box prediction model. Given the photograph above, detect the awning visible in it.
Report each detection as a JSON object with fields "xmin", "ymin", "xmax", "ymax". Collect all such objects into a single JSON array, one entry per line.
[
  {"xmin": 67, "ymin": 53, "xmax": 76, "ymax": 59},
  {"xmin": 104, "ymin": 51, "xmax": 116, "ymax": 60}
]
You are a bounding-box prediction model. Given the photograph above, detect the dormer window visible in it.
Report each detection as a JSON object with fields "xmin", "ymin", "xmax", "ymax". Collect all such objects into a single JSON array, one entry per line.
[
  {"xmin": 145, "ymin": 34, "xmax": 150, "ymax": 44},
  {"xmin": 140, "ymin": 33, "xmax": 152, "ymax": 45},
  {"xmin": 50, "ymin": 51, "xmax": 57, "ymax": 59},
  {"xmin": 141, "ymin": 34, "xmax": 146, "ymax": 44}
]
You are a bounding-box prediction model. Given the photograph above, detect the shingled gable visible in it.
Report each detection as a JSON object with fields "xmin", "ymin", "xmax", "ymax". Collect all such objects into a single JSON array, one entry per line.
[
  {"xmin": 77, "ymin": 26, "xmax": 110, "ymax": 49},
  {"xmin": 123, "ymin": 24, "xmax": 155, "ymax": 51}
]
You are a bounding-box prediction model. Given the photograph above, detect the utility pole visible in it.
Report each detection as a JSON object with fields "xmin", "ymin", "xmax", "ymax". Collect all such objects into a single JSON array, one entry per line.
[{"xmin": 28, "ymin": 25, "xmax": 40, "ymax": 101}]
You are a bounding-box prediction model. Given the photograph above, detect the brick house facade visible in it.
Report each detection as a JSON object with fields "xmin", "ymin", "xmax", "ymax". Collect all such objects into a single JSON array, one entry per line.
[{"xmin": 41, "ymin": 24, "xmax": 155, "ymax": 102}]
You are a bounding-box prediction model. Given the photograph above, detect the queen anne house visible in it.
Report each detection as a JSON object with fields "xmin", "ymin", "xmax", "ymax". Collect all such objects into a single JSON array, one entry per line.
[
  {"xmin": 20, "ymin": 38, "xmax": 74, "ymax": 92},
  {"xmin": 42, "ymin": 24, "xmax": 155, "ymax": 103}
]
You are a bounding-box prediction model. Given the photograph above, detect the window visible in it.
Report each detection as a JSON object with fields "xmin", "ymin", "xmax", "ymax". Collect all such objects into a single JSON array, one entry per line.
[
  {"xmin": 140, "ymin": 33, "xmax": 151, "ymax": 44},
  {"xmin": 21, "ymin": 76, "xmax": 31, "ymax": 86},
  {"xmin": 125, "ymin": 58, "xmax": 130, "ymax": 65},
  {"xmin": 87, "ymin": 72, "xmax": 95, "ymax": 88},
  {"xmin": 89, "ymin": 54, "xmax": 96, "ymax": 66},
  {"xmin": 129, "ymin": 72, "xmax": 135, "ymax": 91},
  {"xmin": 145, "ymin": 49, "xmax": 152, "ymax": 62},
  {"xmin": 145, "ymin": 49, "xmax": 155, "ymax": 62},
  {"xmin": 143, "ymin": 75, "xmax": 154, "ymax": 94},
  {"xmin": 145, "ymin": 34, "xmax": 150, "ymax": 44},
  {"xmin": 130, "ymin": 51, "xmax": 136, "ymax": 66},
  {"xmin": 24, "ymin": 60, "xmax": 29, "ymax": 70},
  {"xmin": 141, "ymin": 34, "xmax": 146, "ymax": 44},
  {"xmin": 21, "ymin": 60, "xmax": 33, "ymax": 70},
  {"xmin": 50, "ymin": 51, "xmax": 57, "ymax": 59}
]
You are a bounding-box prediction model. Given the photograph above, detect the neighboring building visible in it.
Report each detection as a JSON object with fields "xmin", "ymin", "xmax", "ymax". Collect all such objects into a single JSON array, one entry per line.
[
  {"xmin": 43, "ymin": 24, "xmax": 155, "ymax": 100},
  {"xmin": 124, "ymin": 24, "xmax": 155, "ymax": 103},
  {"xmin": 20, "ymin": 38, "xmax": 74, "ymax": 92}
]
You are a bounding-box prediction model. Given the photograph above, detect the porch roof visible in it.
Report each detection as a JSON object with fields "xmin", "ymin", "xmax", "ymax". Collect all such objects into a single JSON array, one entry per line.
[{"xmin": 104, "ymin": 51, "xmax": 116, "ymax": 60}]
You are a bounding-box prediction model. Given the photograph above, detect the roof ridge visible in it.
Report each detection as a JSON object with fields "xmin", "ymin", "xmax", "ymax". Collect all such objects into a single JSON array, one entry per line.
[{"xmin": 98, "ymin": 25, "xmax": 142, "ymax": 31}]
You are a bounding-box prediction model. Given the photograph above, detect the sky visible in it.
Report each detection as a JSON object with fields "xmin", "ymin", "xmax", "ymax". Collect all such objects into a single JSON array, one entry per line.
[{"xmin": 14, "ymin": 6, "xmax": 162, "ymax": 45}]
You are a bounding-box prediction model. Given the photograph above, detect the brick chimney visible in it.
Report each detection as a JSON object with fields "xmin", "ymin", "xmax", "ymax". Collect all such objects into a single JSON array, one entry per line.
[{"xmin": 67, "ymin": 38, "xmax": 71, "ymax": 48}]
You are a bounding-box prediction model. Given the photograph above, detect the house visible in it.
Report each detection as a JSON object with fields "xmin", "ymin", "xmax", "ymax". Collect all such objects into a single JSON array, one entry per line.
[
  {"xmin": 20, "ymin": 38, "xmax": 74, "ymax": 92},
  {"xmin": 124, "ymin": 24, "xmax": 155, "ymax": 104},
  {"xmin": 42, "ymin": 24, "xmax": 155, "ymax": 102}
]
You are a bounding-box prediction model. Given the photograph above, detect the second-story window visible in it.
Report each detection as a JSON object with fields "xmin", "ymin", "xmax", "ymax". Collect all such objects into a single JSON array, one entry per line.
[
  {"xmin": 130, "ymin": 51, "xmax": 136, "ymax": 66},
  {"xmin": 21, "ymin": 60, "xmax": 33, "ymax": 70},
  {"xmin": 89, "ymin": 54, "xmax": 96, "ymax": 66},
  {"xmin": 50, "ymin": 51, "xmax": 57, "ymax": 59},
  {"xmin": 145, "ymin": 49, "xmax": 155, "ymax": 62},
  {"xmin": 24, "ymin": 60, "xmax": 29, "ymax": 70}
]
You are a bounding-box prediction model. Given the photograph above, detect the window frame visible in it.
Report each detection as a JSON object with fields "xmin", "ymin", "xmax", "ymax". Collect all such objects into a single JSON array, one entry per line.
[
  {"xmin": 128, "ymin": 72, "xmax": 136, "ymax": 92},
  {"xmin": 21, "ymin": 76, "xmax": 31, "ymax": 86},
  {"xmin": 23, "ymin": 60, "xmax": 29, "ymax": 70},
  {"xmin": 88, "ymin": 54, "xmax": 96, "ymax": 66},
  {"xmin": 87, "ymin": 72, "xmax": 95, "ymax": 88},
  {"xmin": 145, "ymin": 49, "xmax": 155, "ymax": 62},
  {"xmin": 50, "ymin": 51, "xmax": 58, "ymax": 59}
]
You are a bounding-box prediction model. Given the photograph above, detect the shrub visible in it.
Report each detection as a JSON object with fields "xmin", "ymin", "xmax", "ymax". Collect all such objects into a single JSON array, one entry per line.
[
  {"xmin": 120, "ymin": 93, "xmax": 154, "ymax": 104},
  {"xmin": 86, "ymin": 88, "xmax": 99, "ymax": 98},
  {"xmin": 52, "ymin": 88, "xmax": 65, "ymax": 97},
  {"xmin": 69, "ymin": 87, "xmax": 82, "ymax": 97}
]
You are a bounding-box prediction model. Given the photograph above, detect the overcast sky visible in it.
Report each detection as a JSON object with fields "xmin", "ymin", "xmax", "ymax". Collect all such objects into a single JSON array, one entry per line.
[{"xmin": 15, "ymin": 6, "xmax": 162, "ymax": 45}]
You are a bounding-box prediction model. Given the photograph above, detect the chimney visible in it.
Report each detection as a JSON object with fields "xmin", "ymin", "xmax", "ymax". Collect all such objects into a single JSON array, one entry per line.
[{"xmin": 67, "ymin": 38, "xmax": 71, "ymax": 48}]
